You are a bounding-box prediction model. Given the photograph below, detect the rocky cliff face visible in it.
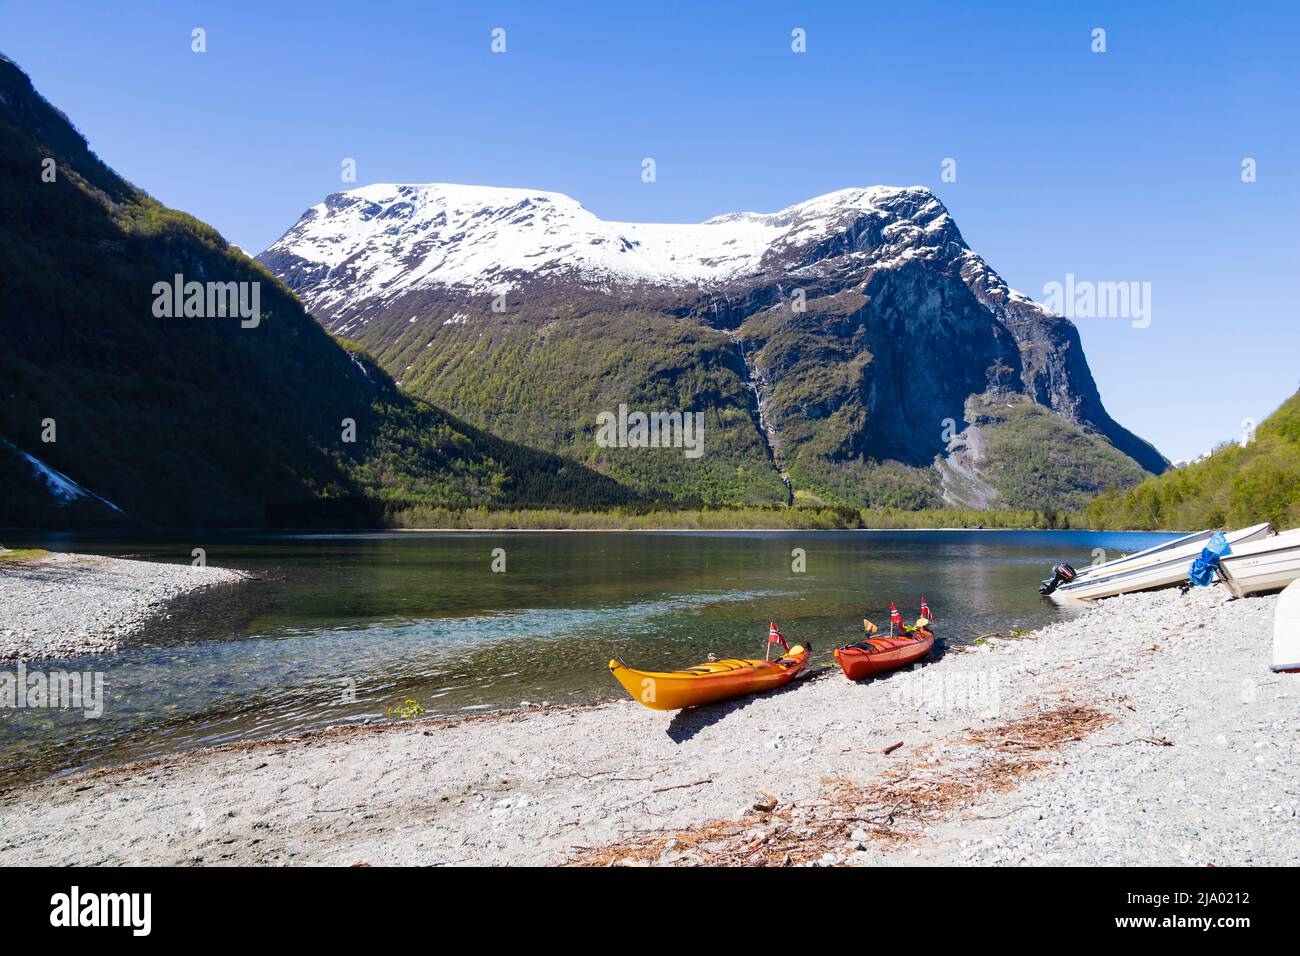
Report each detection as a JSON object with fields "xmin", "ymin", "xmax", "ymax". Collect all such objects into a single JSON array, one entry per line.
[{"xmin": 260, "ymin": 183, "xmax": 1165, "ymax": 510}]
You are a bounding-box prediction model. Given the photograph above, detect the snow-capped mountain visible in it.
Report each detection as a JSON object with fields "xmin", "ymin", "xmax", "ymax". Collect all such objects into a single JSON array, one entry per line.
[
  {"xmin": 265, "ymin": 182, "xmax": 1030, "ymax": 310},
  {"xmin": 259, "ymin": 183, "xmax": 1166, "ymax": 510}
]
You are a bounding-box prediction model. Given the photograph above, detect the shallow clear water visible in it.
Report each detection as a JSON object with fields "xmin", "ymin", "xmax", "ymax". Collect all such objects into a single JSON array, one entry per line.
[{"xmin": 0, "ymin": 529, "xmax": 1174, "ymax": 786}]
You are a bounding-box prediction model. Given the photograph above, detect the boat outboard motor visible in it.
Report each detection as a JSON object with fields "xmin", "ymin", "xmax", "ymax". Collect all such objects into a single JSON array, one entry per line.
[{"xmin": 1039, "ymin": 562, "xmax": 1077, "ymax": 596}]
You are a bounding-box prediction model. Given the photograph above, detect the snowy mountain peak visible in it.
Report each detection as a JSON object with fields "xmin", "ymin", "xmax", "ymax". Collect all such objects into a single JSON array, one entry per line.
[
  {"xmin": 256, "ymin": 179, "xmax": 1170, "ymax": 492},
  {"xmin": 261, "ymin": 182, "xmax": 963, "ymax": 312}
]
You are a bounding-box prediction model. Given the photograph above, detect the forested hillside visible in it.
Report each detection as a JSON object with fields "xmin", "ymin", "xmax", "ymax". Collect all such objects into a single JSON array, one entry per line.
[{"xmin": 1086, "ymin": 392, "xmax": 1300, "ymax": 530}]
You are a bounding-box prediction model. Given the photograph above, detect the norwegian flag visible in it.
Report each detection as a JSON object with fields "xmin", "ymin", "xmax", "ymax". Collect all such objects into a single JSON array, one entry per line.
[
  {"xmin": 768, "ymin": 622, "xmax": 788, "ymax": 651},
  {"xmin": 920, "ymin": 598, "xmax": 932, "ymax": 620},
  {"xmin": 890, "ymin": 604, "xmax": 903, "ymax": 630}
]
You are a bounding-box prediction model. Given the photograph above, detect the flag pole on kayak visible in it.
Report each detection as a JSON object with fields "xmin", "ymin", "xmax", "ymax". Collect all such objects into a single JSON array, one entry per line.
[{"xmin": 767, "ymin": 622, "xmax": 787, "ymax": 660}]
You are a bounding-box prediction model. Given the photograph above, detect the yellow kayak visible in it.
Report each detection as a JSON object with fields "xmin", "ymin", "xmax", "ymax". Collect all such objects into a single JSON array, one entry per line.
[{"xmin": 608, "ymin": 643, "xmax": 810, "ymax": 711}]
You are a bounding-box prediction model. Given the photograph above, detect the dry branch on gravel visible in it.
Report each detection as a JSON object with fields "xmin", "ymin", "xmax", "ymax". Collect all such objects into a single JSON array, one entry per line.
[
  {"xmin": 966, "ymin": 704, "xmax": 1116, "ymax": 751},
  {"xmin": 565, "ymin": 703, "xmax": 1116, "ymax": 867}
]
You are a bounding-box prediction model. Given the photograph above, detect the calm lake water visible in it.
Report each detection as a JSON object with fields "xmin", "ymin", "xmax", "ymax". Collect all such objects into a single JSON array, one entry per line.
[{"xmin": 0, "ymin": 529, "xmax": 1174, "ymax": 786}]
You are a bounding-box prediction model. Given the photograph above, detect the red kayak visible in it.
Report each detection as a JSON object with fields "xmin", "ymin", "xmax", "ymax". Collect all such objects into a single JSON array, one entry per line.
[{"xmin": 833, "ymin": 627, "xmax": 934, "ymax": 680}]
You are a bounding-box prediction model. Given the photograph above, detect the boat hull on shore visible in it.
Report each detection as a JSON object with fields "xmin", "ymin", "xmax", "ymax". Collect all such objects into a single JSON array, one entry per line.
[
  {"xmin": 1050, "ymin": 523, "xmax": 1273, "ymax": 604},
  {"xmin": 1220, "ymin": 528, "xmax": 1300, "ymax": 598},
  {"xmin": 608, "ymin": 644, "xmax": 809, "ymax": 710},
  {"xmin": 1273, "ymin": 579, "xmax": 1300, "ymax": 673},
  {"xmin": 834, "ymin": 628, "xmax": 934, "ymax": 680}
]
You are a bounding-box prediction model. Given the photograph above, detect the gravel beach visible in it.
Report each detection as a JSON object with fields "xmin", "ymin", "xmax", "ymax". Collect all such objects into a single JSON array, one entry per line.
[
  {"xmin": 0, "ymin": 584, "xmax": 1294, "ymax": 866},
  {"xmin": 0, "ymin": 550, "xmax": 247, "ymax": 662}
]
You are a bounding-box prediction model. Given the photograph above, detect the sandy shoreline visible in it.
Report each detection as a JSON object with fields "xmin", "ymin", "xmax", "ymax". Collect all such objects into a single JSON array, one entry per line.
[
  {"xmin": 0, "ymin": 550, "xmax": 248, "ymax": 662},
  {"xmin": 0, "ymin": 583, "xmax": 1294, "ymax": 866}
]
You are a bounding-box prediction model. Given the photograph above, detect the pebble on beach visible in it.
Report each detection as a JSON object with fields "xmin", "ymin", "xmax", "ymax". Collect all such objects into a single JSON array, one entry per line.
[{"xmin": 0, "ymin": 551, "xmax": 246, "ymax": 663}]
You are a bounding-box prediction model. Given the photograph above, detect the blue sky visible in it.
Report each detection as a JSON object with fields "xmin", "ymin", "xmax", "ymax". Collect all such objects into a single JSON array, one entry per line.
[{"xmin": 2, "ymin": 0, "xmax": 1297, "ymax": 463}]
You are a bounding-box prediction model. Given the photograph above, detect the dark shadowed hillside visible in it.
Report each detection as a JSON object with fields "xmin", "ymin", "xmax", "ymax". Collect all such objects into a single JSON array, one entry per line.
[{"xmin": 0, "ymin": 56, "xmax": 630, "ymax": 527}]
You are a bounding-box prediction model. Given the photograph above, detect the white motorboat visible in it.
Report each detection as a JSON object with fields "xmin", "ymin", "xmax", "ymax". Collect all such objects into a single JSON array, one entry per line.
[
  {"xmin": 1271, "ymin": 579, "xmax": 1300, "ymax": 673},
  {"xmin": 1037, "ymin": 528, "xmax": 1219, "ymax": 596},
  {"xmin": 1218, "ymin": 527, "xmax": 1300, "ymax": 598},
  {"xmin": 1062, "ymin": 528, "xmax": 1220, "ymax": 581},
  {"xmin": 1043, "ymin": 522, "xmax": 1274, "ymax": 603}
]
